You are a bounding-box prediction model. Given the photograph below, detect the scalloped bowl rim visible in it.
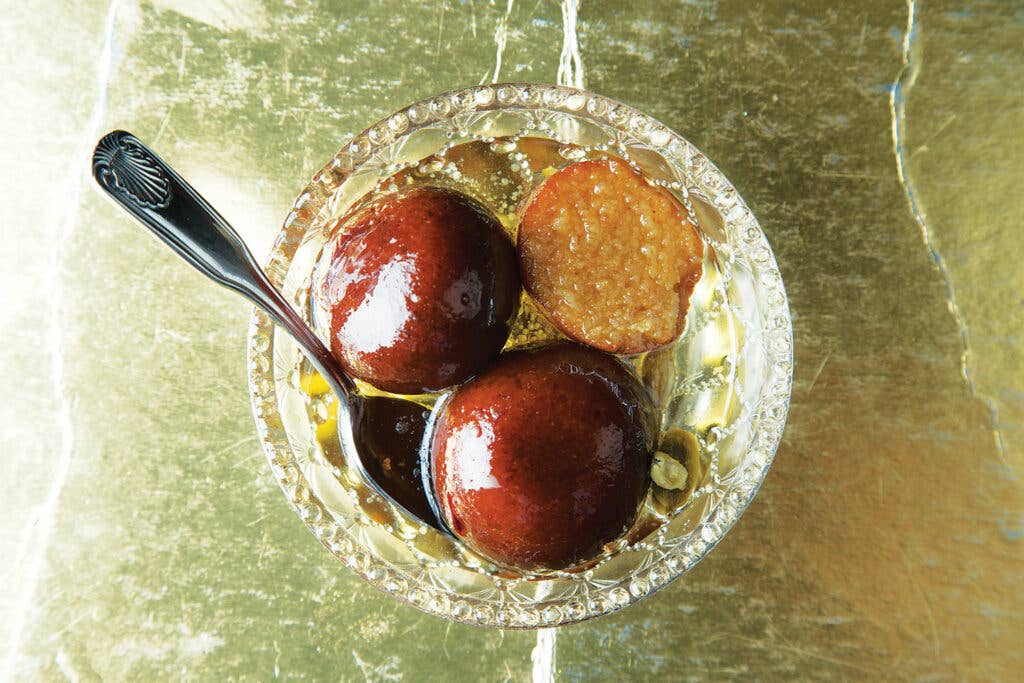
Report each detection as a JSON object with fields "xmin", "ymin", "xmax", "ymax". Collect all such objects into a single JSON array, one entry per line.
[{"xmin": 246, "ymin": 83, "xmax": 793, "ymax": 628}]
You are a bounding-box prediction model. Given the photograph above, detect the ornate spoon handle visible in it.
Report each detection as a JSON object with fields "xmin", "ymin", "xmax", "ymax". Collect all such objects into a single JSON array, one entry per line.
[{"xmin": 91, "ymin": 130, "xmax": 353, "ymax": 398}]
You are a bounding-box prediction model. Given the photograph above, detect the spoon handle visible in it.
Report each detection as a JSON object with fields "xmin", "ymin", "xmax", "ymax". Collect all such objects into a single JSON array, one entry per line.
[{"xmin": 91, "ymin": 130, "xmax": 352, "ymax": 398}]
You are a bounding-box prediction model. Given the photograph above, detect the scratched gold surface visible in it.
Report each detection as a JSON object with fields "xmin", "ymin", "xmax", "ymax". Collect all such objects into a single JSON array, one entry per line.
[{"xmin": 0, "ymin": 1, "xmax": 1020, "ymax": 680}]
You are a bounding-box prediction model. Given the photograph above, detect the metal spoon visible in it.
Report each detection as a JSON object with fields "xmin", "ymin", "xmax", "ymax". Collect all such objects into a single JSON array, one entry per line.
[{"xmin": 91, "ymin": 130, "xmax": 446, "ymax": 532}]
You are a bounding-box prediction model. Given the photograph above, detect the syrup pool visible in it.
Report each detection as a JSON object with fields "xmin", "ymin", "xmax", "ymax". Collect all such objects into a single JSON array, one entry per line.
[{"xmin": 277, "ymin": 133, "xmax": 748, "ymax": 578}]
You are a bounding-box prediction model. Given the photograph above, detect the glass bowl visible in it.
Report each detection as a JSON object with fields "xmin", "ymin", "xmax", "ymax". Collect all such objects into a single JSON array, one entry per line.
[{"xmin": 246, "ymin": 83, "xmax": 792, "ymax": 628}]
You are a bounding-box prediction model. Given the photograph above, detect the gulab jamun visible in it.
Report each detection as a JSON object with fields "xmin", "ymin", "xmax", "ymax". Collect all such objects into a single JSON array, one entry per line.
[
  {"xmin": 323, "ymin": 186, "xmax": 520, "ymax": 394},
  {"xmin": 517, "ymin": 157, "xmax": 704, "ymax": 354},
  {"xmin": 429, "ymin": 342, "xmax": 656, "ymax": 571}
]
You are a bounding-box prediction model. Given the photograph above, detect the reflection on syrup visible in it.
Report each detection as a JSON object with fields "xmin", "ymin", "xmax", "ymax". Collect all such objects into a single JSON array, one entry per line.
[{"xmin": 384, "ymin": 136, "xmax": 602, "ymax": 237}]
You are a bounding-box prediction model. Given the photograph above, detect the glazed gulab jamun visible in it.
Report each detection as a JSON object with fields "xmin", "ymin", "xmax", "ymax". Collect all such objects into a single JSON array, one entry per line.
[
  {"xmin": 430, "ymin": 342, "xmax": 656, "ymax": 571},
  {"xmin": 323, "ymin": 186, "xmax": 520, "ymax": 394},
  {"xmin": 517, "ymin": 157, "xmax": 704, "ymax": 354}
]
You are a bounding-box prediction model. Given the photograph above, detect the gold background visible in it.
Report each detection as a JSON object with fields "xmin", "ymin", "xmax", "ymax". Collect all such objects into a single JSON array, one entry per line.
[{"xmin": 1, "ymin": 0, "xmax": 1020, "ymax": 680}]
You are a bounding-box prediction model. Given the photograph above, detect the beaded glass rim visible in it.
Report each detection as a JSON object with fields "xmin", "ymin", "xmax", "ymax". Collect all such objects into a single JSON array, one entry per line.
[{"xmin": 246, "ymin": 83, "xmax": 793, "ymax": 628}]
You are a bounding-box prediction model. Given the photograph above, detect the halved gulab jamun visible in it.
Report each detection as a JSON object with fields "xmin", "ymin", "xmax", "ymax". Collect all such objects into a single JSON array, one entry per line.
[
  {"xmin": 323, "ymin": 186, "xmax": 520, "ymax": 394},
  {"xmin": 517, "ymin": 157, "xmax": 704, "ymax": 354},
  {"xmin": 430, "ymin": 342, "xmax": 656, "ymax": 571}
]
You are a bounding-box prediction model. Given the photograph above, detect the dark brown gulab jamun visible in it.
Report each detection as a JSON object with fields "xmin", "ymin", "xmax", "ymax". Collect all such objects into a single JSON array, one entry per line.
[
  {"xmin": 323, "ymin": 186, "xmax": 520, "ymax": 394},
  {"xmin": 430, "ymin": 342, "xmax": 656, "ymax": 571}
]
